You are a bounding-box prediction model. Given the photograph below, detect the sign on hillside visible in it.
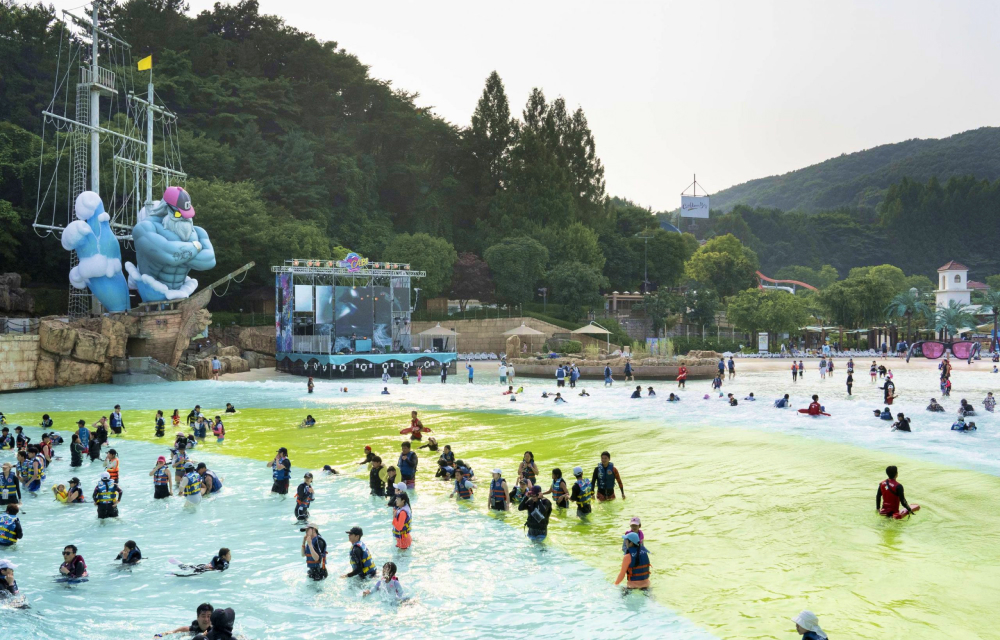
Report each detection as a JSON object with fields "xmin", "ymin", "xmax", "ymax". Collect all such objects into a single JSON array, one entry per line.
[{"xmin": 681, "ymin": 195, "xmax": 710, "ymax": 218}]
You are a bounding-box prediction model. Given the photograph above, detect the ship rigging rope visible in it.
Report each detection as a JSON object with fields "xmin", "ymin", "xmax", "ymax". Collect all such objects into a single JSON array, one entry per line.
[{"xmin": 211, "ymin": 270, "xmax": 250, "ymax": 297}]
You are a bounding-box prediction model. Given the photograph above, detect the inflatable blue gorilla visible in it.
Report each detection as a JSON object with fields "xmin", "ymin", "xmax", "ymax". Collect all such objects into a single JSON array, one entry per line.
[{"xmin": 125, "ymin": 186, "xmax": 216, "ymax": 303}]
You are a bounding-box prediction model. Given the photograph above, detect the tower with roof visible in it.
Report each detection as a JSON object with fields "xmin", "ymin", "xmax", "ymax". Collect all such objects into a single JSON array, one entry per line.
[{"xmin": 935, "ymin": 261, "xmax": 971, "ymax": 308}]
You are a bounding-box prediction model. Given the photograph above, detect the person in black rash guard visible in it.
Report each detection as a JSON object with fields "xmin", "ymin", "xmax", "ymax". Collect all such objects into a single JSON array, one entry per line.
[
  {"xmin": 174, "ymin": 548, "xmax": 231, "ymax": 576},
  {"xmin": 369, "ymin": 457, "xmax": 386, "ymax": 497},
  {"xmin": 892, "ymin": 413, "xmax": 912, "ymax": 432},
  {"xmin": 418, "ymin": 437, "xmax": 439, "ymax": 452},
  {"xmin": 341, "ymin": 527, "xmax": 376, "ymax": 579},
  {"xmin": 193, "ymin": 607, "xmax": 236, "ymax": 640},
  {"xmin": 66, "ymin": 478, "xmax": 85, "ymax": 503},
  {"xmin": 518, "ymin": 485, "xmax": 552, "ymax": 541},
  {"xmin": 0, "ymin": 559, "xmax": 18, "ymax": 600},
  {"xmin": 70, "ymin": 433, "xmax": 83, "ymax": 467},
  {"xmin": 115, "ymin": 540, "xmax": 142, "ymax": 564},
  {"xmin": 225, "ymin": 403, "xmax": 237, "ymax": 413},
  {"xmin": 59, "ymin": 545, "xmax": 88, "ymax": 578},
  {"xmin": 295, "ymin": 473, "xmax": 315, "ymax": 522},
  {"xmin": 158, "ymin": 603, "xmax": 213, "ymax": 637}
]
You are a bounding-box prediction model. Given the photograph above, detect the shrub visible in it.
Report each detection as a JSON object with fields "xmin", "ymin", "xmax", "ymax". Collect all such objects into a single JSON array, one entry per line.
[{"xmin": 562, "ymin": 340, "xmax": 583, "ymax": 354}]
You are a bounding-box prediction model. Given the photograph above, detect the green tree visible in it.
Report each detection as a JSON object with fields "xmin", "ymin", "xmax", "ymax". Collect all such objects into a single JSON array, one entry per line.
[
  {"xmin": 987, "ymin": 275, "xmax": 1000, "ymax": 291},
  {"xmin": 536, "ymin": 222, "xmax": 605, "ymax": 271},
  {"xmin": 684, "ymin": 288, "xmax": 721, "ymax": 326},
  {"xmin": 884, "ymin": 289, "xmax": 932, "ymax": 342},
  {"xmin": 978, "ymin": 288, "xmax": 1000, "ymax": 350},
  {"xmin": 647, "ymin": 229, "xmax": 697, "ymax": 288},
  {"xmin": 638, "ymin": 292, "xmax": 683, "ymax": 338},
  {"xmin": 466, "ymin": 71, "xmax": 516, "ymax": 197},
  {"xmin": 383, "ymin": 233, "xmax": 458, "ymax": 299},
  {"xmin": 483, "ymin": 236, "xmax": 549, "ymax": 306},
  {"xmin": 727, "ymin": 289, "xmax": 808, "ymax": 344},
  {"xmin": 849, "ymin": 264, "xmax": 906, "ymax": 292},
  {"xmin": 450, "ymin": 252, "xmax": 494, "ymax": 312},
  {"xmin": 774, "ymin": 264, "xmax": 839, "ymax": 289},
  {"xmin": 548, "ymin": 261, "xmax": 607, "ymax": 320},
  {"xmin": 684, "ymin": 234, "xmax": 760, "ymax": 298},
  {"xmin": 934, "ymin": 300, "xmax": 977, "ymax": 340},
  {"xmin": 818, "ymin": 275, "xmax": 895, "ymax": 329}
]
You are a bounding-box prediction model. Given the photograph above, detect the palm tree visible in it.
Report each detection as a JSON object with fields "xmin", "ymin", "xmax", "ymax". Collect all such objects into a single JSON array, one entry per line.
[
  {"xmin": 934, "ymin": 300, "xmax": 977, "ymax": 341},
  {"xmin": 884, "ymin": 288, "xmax": 932, "ymax": 342},
  {"xmin": 979, "ymin": 288, "xmax": 1000, "ymax": 351}
]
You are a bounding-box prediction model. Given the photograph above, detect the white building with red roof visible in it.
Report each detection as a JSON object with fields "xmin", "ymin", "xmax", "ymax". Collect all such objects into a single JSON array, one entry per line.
[{"xmin": 935, "ymin": 260, "xmax": 973, "ymax": 308}]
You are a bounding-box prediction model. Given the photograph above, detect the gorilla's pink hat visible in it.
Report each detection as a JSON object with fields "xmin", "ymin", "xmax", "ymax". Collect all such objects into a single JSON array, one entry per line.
[{"xmin": 163, "ymin": 186, "xmax": 195, "ymax": 219}]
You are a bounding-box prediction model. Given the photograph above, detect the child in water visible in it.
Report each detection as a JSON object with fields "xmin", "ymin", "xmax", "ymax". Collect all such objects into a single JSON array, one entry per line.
[{"xmin": 362, "ymin": 562, "xmax": 405, "ymax": 600}]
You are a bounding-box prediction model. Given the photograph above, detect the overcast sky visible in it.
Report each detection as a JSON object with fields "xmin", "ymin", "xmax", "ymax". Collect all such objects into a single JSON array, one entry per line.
[{"xmin": 56, "ymin": 0, "xmax": 1000, "ymax": 211}]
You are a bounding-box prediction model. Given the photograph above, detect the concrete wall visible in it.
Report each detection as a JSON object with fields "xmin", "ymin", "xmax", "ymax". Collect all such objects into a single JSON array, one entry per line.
[
  {"xmin": 0, "ymin": 335, "xmax": 40, "ymax": 391},
  {"xmin": 411, "ymin": 317, "xmax": 569, "ymax": 354}
]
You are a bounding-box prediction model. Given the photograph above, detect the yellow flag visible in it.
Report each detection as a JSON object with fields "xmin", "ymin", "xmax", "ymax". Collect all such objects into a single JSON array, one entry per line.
[{"xmin": 137, "ymin": 55, "xmax": 152, "ymax": 71}]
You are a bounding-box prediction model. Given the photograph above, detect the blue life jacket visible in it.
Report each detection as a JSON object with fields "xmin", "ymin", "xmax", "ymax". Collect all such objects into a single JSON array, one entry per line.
[
  {"xmin": 33, "ymin": 453, "xmax": 47, "ymax": 481},
  {"xmin": 95, "ymin": 480, "xmax": 118, "ymax": 504},
  {"xmin": 398, "ymin": 452, "xmax": 416, "ymax": 478},
  {"xmin": 556, "ymin": 368, "xmax": 565, "ymax": 379},
  {"xmin": 455, "ymin": 478, "xmax": 473, "ymax": 499},
  {"xmin": 0, "ymin": 514, "xmax": 18, "ymax": 545},
  {"xmin": 306, "ymin": 535, "xmax": 327, "ymax": 569},
  {"xmin": 576, "ymin": 479, "xmax": 594, "ymax": 505},
  {"xmin": 550, "ymin": 478, "xmax": 567, "ymax": 499},
  {"xmin": 172, "ymin": 451, "xmax": 188, "ymax": 470},
  {"xmin": 0, "ymin": 471, "xmax": 18, "ymax": 495},
  {"xmin": 272, "ymin": 458, "xmax": 290, "ymax": 481},
  {"xmin": 626, "ymin": 546, "xmax": 651, "ymax": 581},
  {"xmin": 183, "ymin": 472, "xmax": 202, "ymax": 496},
  {"xmin": 110, "ymin": 413, "xmax": 123, "ymax": 429},
  {"xmin": 595, "ymin": 462, "xmax": 615, "ymax": 492},
  {"xmin": 15, "ymin": 460, "xmax": 31, "ymax": 481},
  {"xmin": 490, "ymin": 478, "xmax": 506, "ymax": 504},
  {"xmin": 352, "ymin": 541, "xmax": 376, "ymax": 577},
  {"xmin": 204, "ymin": 470, "xmax": 222, "ymax": 493},
  {"xmin": 153, "ymin": 467, "xmax": 169, "ymax": 486}
]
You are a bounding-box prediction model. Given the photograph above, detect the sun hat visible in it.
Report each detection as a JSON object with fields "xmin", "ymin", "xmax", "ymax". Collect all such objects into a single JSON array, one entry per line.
[
  {"xmin": 394, "ymin": 482, "xmax": 408, "ymax": 493},
  {"xmin": 622, "ymin": 531, "xmax": 640, "ymax": 545},
  {"xmin": 791, "ymin": 611, "xmax": 826, "ymax": 639},
  {"xmin": 630, "ymin": 516, "xmax": 641, "ymax": 525},
  {"xmin": 0, "ymin": 559, "xmax": 17, "ymax": 570},
  {"xmin": 573, "ymin": 466, "xmax": 583, "ymax": 476},
  {"xmin": 492, "ymin": 468, "xmax": 502, "ymax": 475}
]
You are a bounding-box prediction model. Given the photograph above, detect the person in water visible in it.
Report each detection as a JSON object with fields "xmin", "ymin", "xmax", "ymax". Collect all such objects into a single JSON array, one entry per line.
[
  {"xmin": 368, "ymin": 456, "xmax": 387, "ymax": 497},
  {"xmin": 984, "ymin": 392, "xmax": 997, "ymax": 413},
  {"xmin": 179, "ymin": 463, "xmax": 203, "ymax": 505},
  {"xmin": 0, "ymin": 559, "xmax": 18, "ymax": 600},
  {"xmin": 727, "ymin": 393, "xmax": 738, "ymax": 406},
  {"xmin": 299, "ymin": 415, "xmax": 317, "ymax": 428},
  {"xmin": 1, "ymin": 462, "xmax": 20, "ymax": 506},
  {"xmin": 623, "ymin": 516, "xmax": 646, "ymax": 552},
  {"xmin": 554, "ymin": 392, "xmax": 566, "ymax": 403},
  {"xmin": 615, "ymin": 532, "xmax": 650, "ymax": 590},
  {"xmin": 381, "ymin": 387, "xmax": 390, "ymax": 395},
  {"xmin": 791, "ymin": 610, "xmax": 828, "ymax": 640},
  {"xmin": 398, "ymin": 442, "xmax": 418, "ymax": 489},
  {"xmin": 175, "ymin": 548, "xmax": 231, "ymax": 575},
  {"xmin": 268, "ymin": 447, "xmax": 292, "ymax": 494},
  {"xmin": 631, "ymin": 385, "xmax": 642, "ymax": 399},
  {"xmin": 418, "ymin": 437, "xmax": 439, "ymax": 452},
  {"xmin": 774, "ymin": 394, "xmax": 790, "ymax": 408},
  {"xmin": 192, "ymin": 607, "xmax": 236, "ymax": 640},
  {"xmin": 744, "ymin": 393, "xmax": 756, "ymax": 401},
  {"xmin": 362, "ymin": 562, "xmax": 405, "ymax": 600},
  {"xmin": 593, "ymin": 451, "xmax": 626, "ymax": 501},
  {"xmin": 891, "ymin": 413, "xmax": 911, "ymax": 432},
  {"xmin": 294, "ymin": 472, "xmax": 315, "ymax": 522},
  {"xmin": 570, "ymin": 466, "xmax": 594, "ymax": 518},
  {"xmin": 0, "ymin": 504, "xmax": 23, "ymax": 547},
  {"xmin": 198, "ymin": 463, "xmax": 223, "ymax": 496},
  {"xmin": 342, "ymin": 526, "xmax": 377, "ymax": 579},
  {"xmin": 876, "ymin": 465, "xmax": 918, "ymax": 518},
  {"xmin": 876, "ymin": 407, "xmax": 893, "ymax": 420},
  {"xmin": 951, "ymin": 416, "xmax": 977, "ymax": 431},
  {"xmin": 392, "ymin": 491, "xmax": 413, "ymax": 549},
  {"xmin": 60, "ymin": 544, "xmax": 88, "ymax": 578},
  {"xmin": 449, "ymin": 467, "xmax": 474, "ymax": 500},
  {"xmin": 157, "ymin": 603, "xmax": 214, "ymax": 637},
  {"xmin": 677, "ymin": 363, "xmax": 688, "ymax": 388},
  {"xmin": 805, "ymin": 395, "xmax": 823, "ymax": 415},
  {"xmin": 489, "ymin": 469, "xmax": 510, "ymax": 511},
  {"xmin": 225, "ymin": 403, "xmax": 236, "ymax": 413},
  {"xmin": 519, "ymin": 484, "xmax": 552, "ymax": 541},
  {"xmin": 358, "ymin": 445, "xmax": 378, "ymax": 469},
  {"xmin": 301, "ymin": 525, "xmax": 328, "ymax": 580},
  {"xmin": 155, "ymin": 410, "xmax": 166, "ymax": 438},
  {"xmin": 93, "ymin": 471, "xmax": 122, "ymax": 518},
  {"xmin": 115, "ymin": 540, "xmax": 142, "ymax": 565},
  {"xmin": 579, "ymin": 389, "xmax": 590, "ymax": 397}
]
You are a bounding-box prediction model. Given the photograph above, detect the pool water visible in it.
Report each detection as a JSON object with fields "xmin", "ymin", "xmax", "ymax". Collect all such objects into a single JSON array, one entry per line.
[{"xmin": 3, "ymin": 363, "xmax": 1000, "ymax": 639}]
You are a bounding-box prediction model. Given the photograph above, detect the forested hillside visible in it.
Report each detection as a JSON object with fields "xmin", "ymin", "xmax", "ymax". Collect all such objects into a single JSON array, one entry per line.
[
  {"xmin": 0, "ymin": 0, "xmax": 692, "ymax": 306},
  {"xmin": 710, "ymin": 127, "xmax": 1000, "ymax": 213}
]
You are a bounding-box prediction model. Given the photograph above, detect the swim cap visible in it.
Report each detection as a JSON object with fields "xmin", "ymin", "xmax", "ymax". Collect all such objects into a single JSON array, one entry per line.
[
  {"xmin": 100, "ymin": 471, "xmax": 111, "ymax": 480},
  {"xmin": 573, "ymin": 466, "xmax": 583, "ymax": 476},
  {"xmin": 364, "ymin": 445, "xmax": 371, "ymax": 451},
  {"xmin": 622, "ymin": 532, "xmax": 641, "ymax": 544}
]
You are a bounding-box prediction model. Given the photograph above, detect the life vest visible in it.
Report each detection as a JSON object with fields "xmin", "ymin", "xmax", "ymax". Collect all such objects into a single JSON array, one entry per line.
[
  {"xmin": 15, "ymin": 460, "xmax": 31, "ymax": 481},
  {"xmin": 0, "ymin": 514, "xmax": 18, "ymax": 545},
  {"xmin": 576, "ymin": 479, "xmax": 594, "ymax": 505},
  {"xmin": 550, "ymin": 478, "xmax": 567, "ymax": 499},
  {"xmin": 296, "ymin": 483, "xmax": 313, "ymax": 506},
  {"xmin": 272, "ymin": 458, "xmax": 290, "ymax": 481},
  {"xmin": 455, "ymin": 479, "xmax": 473, "ymax": 499},
  {"xmin": 172, "ymin": 415, "xmax": 180, "ymax": 426},
  {"xmin": 0, "ymin": 471, "xmax": 18, "ymax": 496},
  {"xmin": 393, "ymin": 506, "xmax": 412, "ymax": 539},
  {"xmin": 595, "ymin": 462, "xmax": 616, "ymax": 492},
  {"xmin": 78, "ymin": 427, "xmax": 90, "ymax": 449},
  {"xmin": 369, "ymin": 466, "xmax": 385, "ymax": 493},
  {"xmin": 306, "ymin": 535, "xmax": 327, "ymax": 570},
  {"xmin": 95, "ymin": 480, "xmax": 118, "ymax": 505},
  {"xmin": 352, "ymin": 541, "xmax": 376, "ymax": 577},
  {"xmin": 153, "ymin": 467, "xmax": 170, "ymax": 486},
  {"xmin": 204, "ymin": 470, "xmax": 223, "ymax": 493},
  {"xmin": 33, "ymin": 453, "xmax": 47, "ymax": 481},
  {"xmin": 879, "ymin": 478, "xmax": 900, "ymax": 514},
  {"xmin": 106, "ymin": 458, "xmax": 119, "ymax": 482},
  {"xmin": 490, "ymin": 478, "xmax": 507, "ymax": 505},
  {"xmin": 626, "ymin": 547, "xmax": 651, "ymax": 582},
  {"xmin": 521, "ymin": 462, "xmax": 536, "ymax": 484},
  {"xmin": 68, "ymin": 488, "xmax": 85, "ymax": 503},
  {"xmin": 183, "ymin": 472, "xmax": 202, "ymax": 496},
  {"xmin": 172, "ymin": 451, "xmax": 187, "ymax": 470},
  {"xmin": 397, "ymin": 453, "xmax": 416, "ymax": 478},
  {"xmin": 110, "ymin": 413, "xmax": 123, "ymax": 429}
]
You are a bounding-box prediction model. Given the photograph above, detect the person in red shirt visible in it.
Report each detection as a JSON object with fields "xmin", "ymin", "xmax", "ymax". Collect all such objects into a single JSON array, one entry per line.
[
  {"xmin": 400, "ymin": 411, "xmax": 431, "ymax": 441},
  {"xmin": 876, "ymin": 465, "xmax": 919, "ymax": 518},
  {"xmin": 676, "ymin": 364, "xmax": 687, "ymax": 389}
]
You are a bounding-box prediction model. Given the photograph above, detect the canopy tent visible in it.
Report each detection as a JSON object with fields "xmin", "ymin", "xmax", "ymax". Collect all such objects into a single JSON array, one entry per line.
[
  {"xmin": 416, "ymin": 323, "xmax": 458, "ymax": 353},
  {"xmin": 571, "ymin": 322, "xmax": 611, "ymax": 351},
  {"xmin": 504, "ymin": 323, "xmax": 545, "ymax": 353}
]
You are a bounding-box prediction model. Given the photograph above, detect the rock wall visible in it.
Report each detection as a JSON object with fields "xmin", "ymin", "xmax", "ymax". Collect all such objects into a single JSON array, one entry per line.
[
  {"xmin": 0, "ymin": 335, "xmax": 40, "ymax": 391},
  {"xmin": 0, "ymin": 273, "xmax": 34, "ymax": 316},
  {"xmin": 33, "ymin": 316, "xmax": 133, "ymax": 387}
]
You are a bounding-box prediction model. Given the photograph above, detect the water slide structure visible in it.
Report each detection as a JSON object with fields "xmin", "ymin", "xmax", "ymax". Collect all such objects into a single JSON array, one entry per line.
[{"xmin": 756, "ymin": 271, "xmax": 819, "ymax": 294}]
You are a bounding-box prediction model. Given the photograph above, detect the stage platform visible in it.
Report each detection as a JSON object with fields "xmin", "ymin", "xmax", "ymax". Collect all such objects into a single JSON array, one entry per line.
[{"xmin": 277, "ymin": 351, "xmax": 457, "ymax": 376}]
